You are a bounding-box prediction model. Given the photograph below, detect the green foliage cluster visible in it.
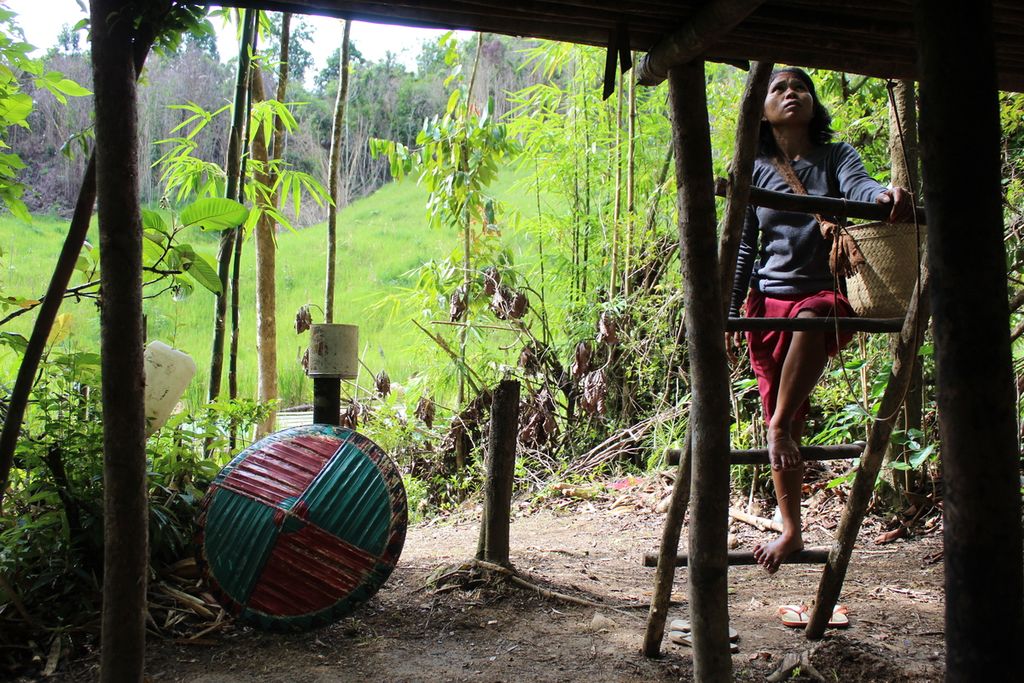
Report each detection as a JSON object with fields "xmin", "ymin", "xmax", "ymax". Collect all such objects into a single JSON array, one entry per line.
[
  {"xmin": 0, "ymin": 347, "xmax": 272, "ymax": 662},
  {"xmin": 0, "ymin": 9, "xmax": 89, "ymax": 221}
]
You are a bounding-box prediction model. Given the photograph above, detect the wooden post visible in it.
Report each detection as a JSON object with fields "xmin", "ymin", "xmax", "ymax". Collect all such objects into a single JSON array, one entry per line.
[
  {"xmin": 717, "ymin": 60, "xmax": 773, "ymax": 317},
  {"xmin": 913, "ymin": 1, "xmax": 1023, "ymax": 677},
  {"xmin": 477, "ymin": 380, "xmax": 520, "ymax": 566},
  {"xmin": 644, "ymin": 61, "xmax": 768, "ymax": 659},
  {"xmin": 642, "ymin": 430, "xmax": 692, "ymax": 656},
  {"xmin": 806, "ymin": 258, "xmax": 930, "ymax": 639},
  {"xmin": 91, "ymin": 1, "xmax": 147, "ymax": 680},
  {"xmin": 668, "ymin": 62, "xmax": 733, "ymax": 681}
]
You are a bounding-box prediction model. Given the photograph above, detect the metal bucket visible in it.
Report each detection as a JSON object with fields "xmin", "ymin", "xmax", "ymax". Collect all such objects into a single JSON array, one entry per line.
[{"xmin": 307, "ymin": 324, "xmax": 358, "ymax": 379}]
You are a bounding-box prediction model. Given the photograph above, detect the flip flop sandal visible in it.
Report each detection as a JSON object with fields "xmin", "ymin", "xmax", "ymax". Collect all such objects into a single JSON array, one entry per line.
[
  {"xmin": 668, "ymin": 630, "xmax": 739, "ymax": 654},
  {"xmin": 828, "ymin": 604, "xmax": 851, "ymax": 628},
  {"xmin": 777, "ymin": 604, "xmax": 851, "ymax": 628},
  {"xmin": 777, "ymin": 604, "xmax": 810, "ymax": 628},
  {"xmin": 670, "ymin": 619, "xmax": 739, "ymax": 642}
]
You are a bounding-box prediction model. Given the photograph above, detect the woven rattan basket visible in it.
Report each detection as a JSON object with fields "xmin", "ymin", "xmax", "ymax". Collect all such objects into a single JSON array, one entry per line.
[{"xmin": 844, "ymin": 222, "xmax": 926, "ymax": 318}]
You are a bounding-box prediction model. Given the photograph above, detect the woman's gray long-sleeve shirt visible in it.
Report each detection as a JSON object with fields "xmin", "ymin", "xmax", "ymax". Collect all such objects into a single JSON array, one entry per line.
[{"xmin": 729, "ymin": 142, "xmax": 886, "ymax": 317}]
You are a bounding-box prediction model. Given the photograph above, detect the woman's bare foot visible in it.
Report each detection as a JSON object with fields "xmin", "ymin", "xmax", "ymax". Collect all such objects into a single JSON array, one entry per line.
[
  {"xmin": 753, "ymin": 532, "xmax": 804, "ymax": 573},
  {"xmin": 767, "ymin": 422, "xmax": 801, "ymax": 470}
]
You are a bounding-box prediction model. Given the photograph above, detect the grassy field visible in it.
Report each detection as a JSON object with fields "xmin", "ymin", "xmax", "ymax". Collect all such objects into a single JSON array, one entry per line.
[{"xmin": 0, "ymin": 166, "xmax": 546, "ymax": 409}]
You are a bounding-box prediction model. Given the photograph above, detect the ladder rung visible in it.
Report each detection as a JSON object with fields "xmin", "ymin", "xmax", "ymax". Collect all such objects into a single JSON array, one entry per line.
[
  {"xmin": 664, "ymin": 442, "xmax": 865, "ymax": 466},
  {"xmin": 643, "ymin": 547, "xmax": 830, "ymax": 568},
  {"xmin": 727, "ymin": 317, "xmax": 903, "ymax": 333}
]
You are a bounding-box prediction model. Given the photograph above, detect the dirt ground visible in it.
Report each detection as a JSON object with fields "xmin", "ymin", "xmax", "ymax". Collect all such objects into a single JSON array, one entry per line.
[{"xmin": 56, "ymin": 473, "xmax": 946, "ymax": 682}]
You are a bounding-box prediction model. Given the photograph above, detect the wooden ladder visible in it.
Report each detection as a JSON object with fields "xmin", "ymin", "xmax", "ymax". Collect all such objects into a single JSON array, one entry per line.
[{"xmin": 643, "ymin": 274, "xmax": 929, "ymax": 655}]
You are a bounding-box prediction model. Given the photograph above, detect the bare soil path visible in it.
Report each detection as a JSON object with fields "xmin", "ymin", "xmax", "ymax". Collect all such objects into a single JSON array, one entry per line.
[{"xmin": 59, "ymin": 476, "xmax": 946, "ymax": 682}]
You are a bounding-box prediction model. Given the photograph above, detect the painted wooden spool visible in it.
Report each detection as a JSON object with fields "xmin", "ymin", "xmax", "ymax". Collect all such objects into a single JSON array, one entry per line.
[{"xmin": 197, "ymin": 425, "xmax": 407, "ymax": 630}]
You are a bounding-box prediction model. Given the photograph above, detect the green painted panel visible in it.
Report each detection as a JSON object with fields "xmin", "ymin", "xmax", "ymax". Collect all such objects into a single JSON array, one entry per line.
[
  {"xmin": 301, "ymin": 441, "xmax": 390, "ymax": 555},
  {"xmin": 204, "ymin": 489, "xmax": 279, "ymax": 603}
]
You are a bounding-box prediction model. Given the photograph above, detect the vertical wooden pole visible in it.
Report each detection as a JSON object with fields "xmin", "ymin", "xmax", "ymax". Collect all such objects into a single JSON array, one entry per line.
[
  {"xmin": 642, "ymin": 432, "xmax": 692, "ymax": 656},
  {"xmin": 644, "ymin": 60, "xmax": 770, "ymax": 659},
  {"xmin": 91, "ymin": 2, "xmax": 147, "ymax": 680},
  {"xmin": 913, "ymin": 1, "xmax": 1023, "ymax": 677},
  {"xmin": 717, "ymin": 60, "xmax": 773, "ymax": 317},
  {"xmin": 886, "ymin": 78, "xmax": 923, "ymax": 494},
  {"xmin": 669, "ymin": 62, "xmax": 733, "ymax": 681},
  {"xmin": 806, "ymin": 261, "xmax": 930, "ymax": 639},
  {"xmin": 477, "ymin": 380, "xmax": 520, "ymax": 566}
]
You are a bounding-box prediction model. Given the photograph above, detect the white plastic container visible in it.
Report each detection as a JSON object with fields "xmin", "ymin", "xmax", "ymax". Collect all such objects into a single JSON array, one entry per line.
[
  {"xmin": 307, "ymin": 324, "xmax": 358, "ymax": 379},
  {"xmin": 144, "ymin": 341, "xmax": 197, "ymax": 435}
]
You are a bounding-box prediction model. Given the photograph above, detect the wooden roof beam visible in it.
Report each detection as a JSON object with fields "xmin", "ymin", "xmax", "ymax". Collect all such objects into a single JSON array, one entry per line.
[{"xmin": 635, "ymin": 0, "xmax": 766, "ymax": 86}]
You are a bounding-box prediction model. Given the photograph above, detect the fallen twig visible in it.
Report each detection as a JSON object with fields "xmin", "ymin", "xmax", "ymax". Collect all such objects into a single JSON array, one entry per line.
[{"xmin": 729, "ymin": 506, "xmax": 783, "ymax": 533}]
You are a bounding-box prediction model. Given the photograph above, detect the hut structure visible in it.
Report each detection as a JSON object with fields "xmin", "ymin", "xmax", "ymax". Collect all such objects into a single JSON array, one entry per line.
[{"xmin": 84, "ymin": 1, "xmax": 1022, "ymax": 681}]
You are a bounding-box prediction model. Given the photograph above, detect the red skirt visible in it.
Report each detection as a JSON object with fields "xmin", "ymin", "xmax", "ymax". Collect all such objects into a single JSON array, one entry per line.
[{"xmin": 744, "ymin": 288, "xmax": 855, "ymax": 423}]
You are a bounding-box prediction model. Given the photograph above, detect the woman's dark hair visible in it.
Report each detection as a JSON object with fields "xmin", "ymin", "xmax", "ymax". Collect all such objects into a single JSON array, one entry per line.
[{"xmin": 758, "ymin": 66, "xmax": 834, "ymax": 157}]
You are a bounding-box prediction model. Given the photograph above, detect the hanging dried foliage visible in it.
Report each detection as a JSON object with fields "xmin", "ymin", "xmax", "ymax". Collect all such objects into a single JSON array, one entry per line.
[
  {"xmin": 490, "ymin": 285, "xmax": 529, "ymax": 320},
  {"xmin": 375, "ymin": 370, "xmax": 391, "ymax": 398},
  {"xmin": 518, "ymin": 343, "xmax": 542, "ymax": 374},
  {"xmin": 580, "ymin": 369, "xmax": 608, "ymax": 415},
  {"xmin": 449, "ymin": 286, "xmax": 467, "ymax": 322},
  {"xmin": 339, "ymin": 400, "xmax": 363, "ymax": 429},
  {"xmin": 482, "ymin": 266, "xmax": 501, "ymax": 296},
  {"xmin": 571, "ymin": 341, "xmax": 592, "ymax": 380},
  {"xmin": 300, "ymin": 347, "xmax": 310, "ymax": 372},
  {"xmin": 519, "ymin": 388, "xmax": 558, "ymax": 448},
  {"xmin": 415, "ymin": 395, "xmax": 436, "ymax": 429},
  {"xmin": 439, "ymin": 388, "xmax": 492, "ymax": 457},
  {"xmin": 597, "ymin": 311, "xmax": 619, "ymax": 344},
  {"xmin": 294, "ymin": 304, "xmax": 312, "ymax": 333},
  {"xmin": 508, "ymin": 290, "xmax": 528, "ymax": 319}
]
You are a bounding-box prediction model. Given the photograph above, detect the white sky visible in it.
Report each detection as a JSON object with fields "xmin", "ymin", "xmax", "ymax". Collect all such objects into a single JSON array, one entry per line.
[{"xmin": 3, "ymin": 0, "xmax": 462, "ymax": 80}]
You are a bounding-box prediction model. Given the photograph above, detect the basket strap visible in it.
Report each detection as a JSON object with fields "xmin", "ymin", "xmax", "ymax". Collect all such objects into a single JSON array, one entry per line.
[{"xmin": 769, "ymin": 156, "xmax": 866, "ymax": 277}]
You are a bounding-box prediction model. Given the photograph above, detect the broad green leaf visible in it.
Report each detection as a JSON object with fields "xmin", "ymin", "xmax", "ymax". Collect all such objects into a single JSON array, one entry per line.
[
  {"xmin": 182, "ymin": 253, "xmax": 222, "ymax": 294},
  {"xmin": 141, "ymin": 238, "xmax": 166, "ymax": 265},
  {"xmin": 179, "ymin": 198, "xmax": 248, "ymax": 231},
  {"xmin": 0, "ymin": 331, "xmax": 27, "ymax": 354},
  {"xmin": 142, "ymin": 209, "xmax": 168, "ymax": 233}
]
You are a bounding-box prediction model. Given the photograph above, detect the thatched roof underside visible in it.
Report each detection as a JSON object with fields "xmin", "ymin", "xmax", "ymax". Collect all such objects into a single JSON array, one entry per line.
[{"xmin": 222, "ymin": 0, "xmax": 1024, "ymax": 92}]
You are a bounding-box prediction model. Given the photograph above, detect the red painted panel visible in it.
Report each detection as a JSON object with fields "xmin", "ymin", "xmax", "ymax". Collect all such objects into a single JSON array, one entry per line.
[
  {"xmin": 247, "ymin": 523, "xmax": 377, "ymax": 616},
  {"xmin": 221, "ymin": 436, "xmax": 342, "ymax": 505}
]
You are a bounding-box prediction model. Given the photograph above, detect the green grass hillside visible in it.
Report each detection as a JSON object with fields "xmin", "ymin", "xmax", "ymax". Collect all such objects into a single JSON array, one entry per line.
[{"xmin": 0, "ymin": 166, "xmax": 544, "ymax": 409}]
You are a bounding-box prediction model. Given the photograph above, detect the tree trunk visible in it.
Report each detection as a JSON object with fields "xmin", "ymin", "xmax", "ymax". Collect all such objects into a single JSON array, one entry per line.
[
  {"xmin": 886, "ymin": 78, "xmax": 924, "ymax": 495},
  {"xmin": 325, "ymin": 20, "xmax": 352, "ymax": 324},
  {"xmin": 914, "ymin": 1, "xmax": 1023, "ymax": 678},
  {"xmin": 668, "ymin": 61, "xmax": 733, "ymax": 681},
  {"xmin": 456, "ymin": 35, "xmax": 485, "ymax": 455},
  {"xmin": 251, "ymin": 69, "xmax": 278, "ymax": 438},
  {"xmin": 91, "ymin": 1, "xmax": 147, "ymax": 679},
  {"xmin": 209, "ymin": 10, "xmax": 256, "ymax": 402}
]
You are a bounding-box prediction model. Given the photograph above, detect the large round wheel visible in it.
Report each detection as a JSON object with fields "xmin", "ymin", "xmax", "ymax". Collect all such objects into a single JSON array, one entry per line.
[{"xmin": 197, "ymin": 425, "xmax": 407, "ymax": 630}]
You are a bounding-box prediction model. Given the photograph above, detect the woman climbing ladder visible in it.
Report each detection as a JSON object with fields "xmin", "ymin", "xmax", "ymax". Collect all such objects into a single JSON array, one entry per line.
[{"xmin": 728, "ymin": 67, "xmax": 913, "ymax": 573}]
